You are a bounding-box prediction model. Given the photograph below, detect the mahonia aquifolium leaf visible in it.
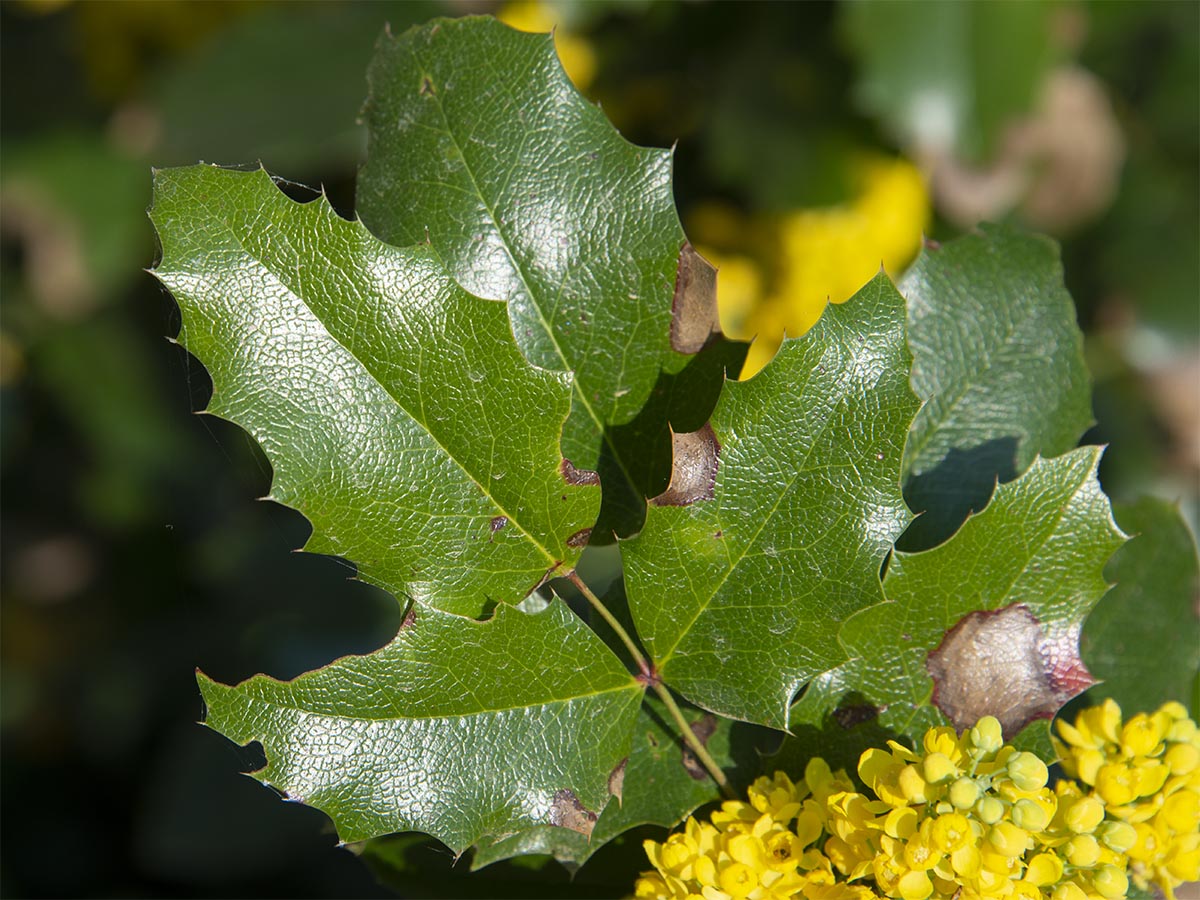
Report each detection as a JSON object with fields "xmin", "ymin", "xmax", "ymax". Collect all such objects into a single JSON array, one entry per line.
[
  {"xmin": 198, "ymin": 600, "xmax": 643, "ymax": 850},
  {"xmin": 622, "ymin": 273, "xmax": 920, "ymax": 729},
  {"xmin": 775, "ymin": 447, "xmax": 1126, "ymax": 773},
  {"xmin": 469, "ymin": 694, "xmax": 744, "ymax": 869},
  {"xmin": 358, "ymin": 17, "xmax": 723, "ymax": 535},
  {"xmin": 899, "ymin": 224, "xmax": 1093, "ymax": 551},
  {"xmin": 151, "ymin": 165, "xmax": 598, "ymax": 616},
  {"xmin": 1074, "ymin": 497, "xmax": 1200, "ymax": 715}
]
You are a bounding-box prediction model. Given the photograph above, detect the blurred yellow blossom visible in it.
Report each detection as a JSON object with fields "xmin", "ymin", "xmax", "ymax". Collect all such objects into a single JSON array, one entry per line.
[
  {"xmin": 1055, "ymin": 699, "xmax": 1200, "ymax": 899},
  {"xmin": 498, "ymin": 1, "xmax": 596, "ymax": 90},
  {"xmin": 638, "ymin": 703, "xmax": 1199, "ymax": 899},
  {"xmin": 697, "ymin": 156, "xmax": 929, "ymax": 379}
]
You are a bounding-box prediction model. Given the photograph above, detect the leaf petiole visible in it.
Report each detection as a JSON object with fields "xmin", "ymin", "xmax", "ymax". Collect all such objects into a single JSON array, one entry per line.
[{"xmin": 565, "ymin": 570, "xmax": 734, "ymax": 798}]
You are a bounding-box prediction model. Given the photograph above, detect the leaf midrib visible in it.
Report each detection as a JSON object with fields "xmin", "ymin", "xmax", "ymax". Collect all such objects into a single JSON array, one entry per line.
[
  {"xmin": 224, "ymin": 677, "xmax": 642, "ymax": 723},
  {"xmin": 407, "ymin": 42, "xmax": 642, "ymax": 504},
  {"xmin": 172, "ymin": 173, "xmax": 560, "ymax": 570},
  {"xmin": 657, "ymin": 318, "xmax": 893, "ymax": 669}
]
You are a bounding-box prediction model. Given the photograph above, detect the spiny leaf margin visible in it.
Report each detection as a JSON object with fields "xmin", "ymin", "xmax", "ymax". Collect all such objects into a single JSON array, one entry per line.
[
  {"xmin": 623, "ymin": 272, "xmax": 920, "ymax": 729},
  {"xmin": 358, "ymin": 16, "xmax": 695, "ymax": 485},
  {"xmin": 777, "ymin": 447, "xmax": 1127, "ymax": 772},
  {"xmin": 150, "ymin": 163, "xmax": 599, "ymax": 616},
  {"xmin": 199, "ymin": 600, "xmax": 644, "ymax": 850}
]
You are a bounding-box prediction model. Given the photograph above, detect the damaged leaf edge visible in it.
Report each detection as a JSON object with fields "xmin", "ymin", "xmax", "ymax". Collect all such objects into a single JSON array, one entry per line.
[{"xmin": 195, "ymin": 603, "xmax": 645, "ymax": 850}]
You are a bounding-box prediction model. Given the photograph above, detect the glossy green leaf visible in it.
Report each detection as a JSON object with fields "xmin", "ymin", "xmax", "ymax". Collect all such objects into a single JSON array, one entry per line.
[
  {"xmin": 471, "ymin": 694, "xmax": 745, "ymax": 869},
  {"xmin": 199, "ymin": 599, "xmax": 643, "ymax": 850},
  {"xmin": 1074, "ymin": 497, "xmax": 1200, "ymax": 714},
  {"xmin": 623, "ymin": 273, "xmax": 919, "ymax": 729},
  {"xmin": 776, "ymin": 448, "xmax": 1126, "ymax": 773},
  {"xmin": 150, "ymin": 165, "xmax": 598, "ymax": 616},
  {"xmin": 358, "ymin": 17, "xmax": 707, "ymax": 534},
  {"xmin": 900, "ymin": 224, "xmax": 1093, "ymax": 550}
]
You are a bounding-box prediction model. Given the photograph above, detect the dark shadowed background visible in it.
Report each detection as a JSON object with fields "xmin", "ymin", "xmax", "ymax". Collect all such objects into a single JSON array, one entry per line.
[{"xmin": 2, "ymin": 1, "xmax": 1196, "ymax": 896}]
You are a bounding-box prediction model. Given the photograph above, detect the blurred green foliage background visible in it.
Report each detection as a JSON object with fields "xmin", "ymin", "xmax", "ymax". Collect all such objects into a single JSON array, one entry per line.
[{"xmin": 1, "ymin": 1, "xmax": 1195, "ymax": 896}]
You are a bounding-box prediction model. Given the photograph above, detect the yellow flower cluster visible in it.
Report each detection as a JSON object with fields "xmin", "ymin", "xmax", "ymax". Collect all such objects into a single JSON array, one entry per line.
[
  {"xmin": 636, "ymin": 704, "xmax": 1200, "ymax": 900},
  {"xmin": 1054, "ymin": 700, "xmax": 1200, "ymax": 899},
  {"xmin": 698, "ymin": 156, "xmax": 929, "ymax": 379}
]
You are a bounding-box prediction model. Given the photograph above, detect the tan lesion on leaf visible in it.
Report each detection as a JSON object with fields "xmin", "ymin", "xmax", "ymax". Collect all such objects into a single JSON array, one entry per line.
[
  {"xmin": 608, "ymin": 757, "xmax": 627, "ymax": 806},
  {"xmin": 926, "ymin": 603, "xmax": 1094, "ymax": 739},
  {"xmin": 652, "ymin": 423, "xmax": 720, "ymax": 507},
  {"xmin": 548, "ymin": 788, "xmax": 598, "ymax": 837},
  {"xmin": 670, "ymin": 242, "xmax": 721, "ymax": 354},
  {"xmin": 560, "ymin": 458, "xmax": 600, "ymax": 486}
]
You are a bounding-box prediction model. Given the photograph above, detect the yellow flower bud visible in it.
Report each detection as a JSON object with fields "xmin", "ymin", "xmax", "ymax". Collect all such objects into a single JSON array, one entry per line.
[
  {"xmin": 1098, "ymin": 820, "xmax": 1137, "ymax": 853},
  {"xmin": 806, "ymin": 756, "xmax": 834, "ymax": 793},
  {"xmin": 1165, "ymin": 832, "xmax": 1200, "ymax": 882},
  {"xmin": 951, "ymin": 843, "xmax": 981, "ymax": 877},
  {"xmin": 1092, "ymin": 699, "xmax": 1123, "ymax": 744},
  {"xmin": 1167, "ymin": 717, "xmax": 1197, "ymax": 743},
  {"xmin": 1065, "ymin": 796, "xmax": 1105, "ymax": 833},
  {"xmin": 1162, "ymin": 788, "xmax": 1200, "ymax": 832},
  {"xmin": 1160, "ymin": 700, "xmax": 1188, "ymax": 720},
  {"xmin": 658, "ymin": 834, "xmax": 697, "ymax": 873},
  {"xmin": 718, "ymin": 861, "xmax": 758, "ymax": 899},
  {"xmin": 922, "ymin": 726, "xmax": 963, "ymax": 761},
  {"xmin": 1121, "ymin": 713, "xmax": 1164, "ymax": 757},
  {"xmin": 922, "ymin": 752, "xmax": 957, "ymax": 784},
  {"xmin": 1011, "ymin": 798, "xmax": 1050, "ymax": 832},
  {"xmin": 1024, "ymin": 852, "xmax": 1064, "ymax": 886},
  {"xmin": 969, "ymin": 717, "xmax": 1004, "ymax": 756},
  {"xmin": 1065, "ymin": 834, "xmax": 1101, "ymax": 867},
  {"xmin": 633, "ymin": 873, "xmax": 668, "ymax": 898},
  {"xmin": 976, "ymin": 796, "xmax": 1005, "ymax": 825},
  {"xmin": 1007, "ymin": 752, "xmax": 1050, "ymax": 791},
  {"xmin": 1165, "ymin": 742, "xmax": 1200, "ymax": 775},
  {"xmin": 1128, "ymin": 822, "xmax": 1160, "ymax": 862},
  {"xmin": 1091, "ymin": 864, "xmax": 1129, "ymax": 899},
  {"xmin": 899, "ymin": 764, "xmax": 928, "ymax": 803},
  {"xmin": 1096, "ymin": 763, "xmax": 1138, "ymax": 806},
  {"xmin": 1074, "ymin": 747, "xmax": 1106, "ymax": 785},
  {"xmin": 948, "ymin": 777, "xmax": 980, "ymax": 810},
  {"xmin": 988, "ymin": 821, "xmax": 1030, "ymax": 857},
  {"xmin": 884, "ymin": 806, "xmax": 918, "ymax": 839},
  {"xmin": 1051, "ymin": 881, "xmax": 1089, "ymax": 900},
  {"xmin": 897, "ymin": 869, "xmax": 933, "ymax": 900},
  {"xmin": 1133, "ymin": 760, "xmax": 1169, "ymax": 798},
  {"xmin": 693, "ymin": 853, "xmax": 716, "ymax": 886},
  {"xmin": 727, "ymin": 833, "xmax": 764, "ymax": 868}
]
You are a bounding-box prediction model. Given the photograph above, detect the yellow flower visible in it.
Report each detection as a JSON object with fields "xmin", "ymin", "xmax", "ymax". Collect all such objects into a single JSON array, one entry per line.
[
  {"xmin": 638, "ymin": 705, "xmax": 1198, "ymax": 900},
  {"xmin": 1054, "ymin": 699, "xmax": 1200, "ymax": 899},
  {"xmin": 692, "ymin": 156, "xmax": 928, "ymax": 380},
  {"xmin": 496, "ymin": 1, "xmax": 596, "ymax": 90}
]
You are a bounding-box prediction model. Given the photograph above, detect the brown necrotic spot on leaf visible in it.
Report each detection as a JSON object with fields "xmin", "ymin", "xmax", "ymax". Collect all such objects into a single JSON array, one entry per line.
[
  {"xmin": 566, "ymin": 528, "xmax": 592, "ymax": 548},
  {"xmin": 489, "ymin": 516, "xmax": 508, "ymax": 540},
  {"xmin": 560, "ymin": 458, "xmax": 600, "ymax": 486},
  {"xmin": 670, "ymin": 243, "xmax": 721, "ymax": 354},
  {"xmin": 833, "ymin": 701, "xmax": 881, "ymax": 730},
  {"xmin": 652, "ymin": 424, "xmax": 720, "ymax": 507},
  {"xmin": 399, "ymin": 605, "xmax": 417, "ymax": 631},
  {"xmin": 548, "ymin": 789, "xmax": 598, "ymax": 837},
  {"xmin": 681, "ymin": 714, "xmax": 718, "ymax": 780},
  {"xmin": 608, "ymin": 758, "xmax": 627, "ymax": 806},
  {"xmin": 926, "ymin": 603, "xmax": 1094, "ymax": 738}
]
